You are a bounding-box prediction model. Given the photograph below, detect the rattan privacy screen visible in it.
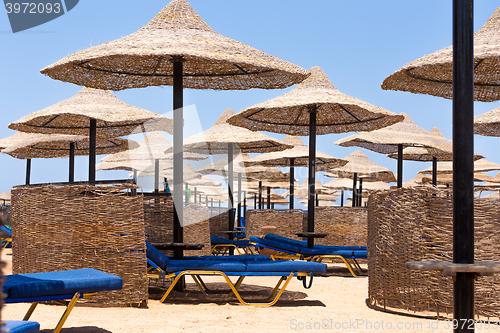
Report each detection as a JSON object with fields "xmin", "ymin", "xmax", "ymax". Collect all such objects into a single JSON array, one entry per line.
[
  {"xmin": 11, "ymin": 183, "xmax": 148, "ymax": 307},
  {"xmin": 368, "ymin": 187, "xmax": 500, "ymax": 319}
]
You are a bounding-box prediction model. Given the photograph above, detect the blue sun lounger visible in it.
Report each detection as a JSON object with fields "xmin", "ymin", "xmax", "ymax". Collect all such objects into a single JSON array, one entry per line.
[
  {"xmin": 4, "ymin": 268, "xmax": 123, "ymax": 333},
  {"xmin": 249, "ymin": 233, "xmax": 367, "ymax": 277},
  {"xmin": 4, "ymin": 321, "xmax": 40, "ymax": 333},
  {"xmin": 210, "ymin": 236, "xmax": 255, "ymax": 255},
  {"xmin": 146, "ymin": 241, "xmax": 326, "ymax": 306}
]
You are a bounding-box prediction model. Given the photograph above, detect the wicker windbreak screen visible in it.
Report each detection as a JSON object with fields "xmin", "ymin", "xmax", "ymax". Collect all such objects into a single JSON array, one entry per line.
[
  {"xmin": 11, "ymin": 183, "xmax": 148, "ymax": 307},
  {"xmin": 368, "ymin": 187, "xmax": 500, "ymax": 319}
]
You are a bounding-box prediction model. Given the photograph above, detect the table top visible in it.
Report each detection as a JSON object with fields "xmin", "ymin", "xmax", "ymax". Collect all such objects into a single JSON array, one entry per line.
[
  {"xmin": 220, "ymin": 230, "xmax": 245, "ymax": 235},
  {"xmin": 293, "ymin": 232, "xmax": 329, "ymax": 238},
  {"xmin": 150, "ymin": 242, "xmax": 205, "ymax": 250}
]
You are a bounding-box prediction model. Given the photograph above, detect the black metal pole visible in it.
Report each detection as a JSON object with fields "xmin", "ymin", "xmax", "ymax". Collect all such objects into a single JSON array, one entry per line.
[
  {"xmin": 315, "ymin": 192, "xmax": 318, "ymax": 207},
  {"xmin": 243, "ymin": 191, "xmax": 247, "ymax": 220},
  {"xmin": 25, "ymin": 158, "xmax": 31, "ymax": 185},
  {"xmin": 266, "ymin": 187, "xmax": 271, "ymax": 209},
  {"xmin": 258, "ymin": 181, "xmax": 262, "ymax": 209},
  {"xmin": 254, "ymin": 193, "xmax": 257, "ymax": 209},
  {"xmin": 172, "ymin": 56, "xmax": 184, "ymax": 262},
  {"xmin": 307, "ymin": 106, "xmax": 317, "ymax": 248},
  {"xmin": 89, "ymin": 118, "xmax": 96, "ymax": 182},
  {"xmin": 227, "ymin": 143, "xmax": 235, "ymax": 255},
  {"xmin": 352, "ymin": 173, "xmax": 357, "ymax": 207},
  {"xmin": 341, "ymin": 190, "xmax": 344, "ymax": 207},
  {"xmin": 432, "ymin": 156, "xmax": 438, "ymax": 186},
  {"xmin": 237, "ymin": 172, "xmax": 242, "ymax": 228},
  {"xmin": 290, "ymin": 158, "xmax": 295, "ymax": 210},
  {"xmin": 69, "ymin": 142, "xmax": 75, "ymax": 183},
  {"xmin": 194, "ymin": 187, "xmax": 197, "ymax": 203},
  {"xmin": 397, "ymin": 143, "xmax": 403, "ymax": 188},
  {"xmin": 453, "ymin": 1, "xmax": 475, "ymax": 331}
]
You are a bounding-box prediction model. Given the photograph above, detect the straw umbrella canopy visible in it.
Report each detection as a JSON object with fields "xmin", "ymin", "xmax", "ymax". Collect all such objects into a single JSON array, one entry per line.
[
  {"xmin": 0, "ymin": 131, "xmax": 138, "ymax": 184},
  {"xmin": 382, "ymin": 7, "xmax": 500, "ymax": 102},
  {"xmin": 181, "ymin": 106, "xmax": 293, "ymax": 232},
  {"xmin": 39, "ymin": 0, "xmax": 310, "ymax": 264},
  {"xmin": 335, "ymin": 114, "xmax": 455, "ymax": 187},
  {"xmin": 241, "ymin": 135, "xmax": 347, "ymax": 209},
  {"xmin": 418, "ymin": 159, "xmax": 500, "ymax": 175},
  {"xmin": 326, "ymin": 151, "xmax": 396, "ymax": 182},
  {"xmin": 474, "ymin": 105, "xmax": 500, "ymax": 137},
  {"xmin": 0, "ymin": 191, "xmax": 11, "ymax": 206},
  {"xmin": 8, "ymin": 87, "xmax": 172, "ymax": 182},
  {"xmin": 300, "ymin": 199, "xmax": 337, "ymax": 207},
  {"xmin": 228, "ymin": 66, "xmax": 403, "ymax": 247},
  {"xmin": 421, "ymin": 172, "xmax": 496, "ymax": 186}
]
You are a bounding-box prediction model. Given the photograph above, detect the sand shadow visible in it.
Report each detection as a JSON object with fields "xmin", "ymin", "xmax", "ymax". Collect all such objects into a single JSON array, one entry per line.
[
  {"xmin": 148, "ymin": 281, "xmax": 326, "ymax": 307},
  {"xmin": 41, "ymin": 327, "xmax": 112, "ymax": 333}
]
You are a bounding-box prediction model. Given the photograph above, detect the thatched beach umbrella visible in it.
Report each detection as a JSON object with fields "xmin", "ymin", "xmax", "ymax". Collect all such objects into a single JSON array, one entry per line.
[
  {"xmin": 180, "ymin": 108, "xmax": 292, "ymax": 235},
  {"xmin": 1, "ymin": 131, "xmax": 138, "ymax": 184},
  {"xmin": 326, "ymin": 150, "xmax": 395, "ymax": 207},
  {"xmin": 40, "ymin": 0, "xmax": 308, "ymax": 262},
  {"xmin": 242, "ymin": 135, "xmax": 347, "ymax": 209},
  {"xmin": 474, "ymin": 105, "xmax": 500, "ymax": 137},
  {"xmin": 228, "ymin": 66, "xmax": 403, "ymax": 247},
  {"xmin": 8, "ymin": 87, "xmax": 171, "ymax": 183},
  {"xmin": 335, "ymin": 114, "xmax": 454, "ymax": 187},
  {"xmin": 383, "ymin": 4, "xmax": 500, "ymax": 319},
  {"xmin": 418, "ymin": 159, "xmax": 500, "ymax": 175}
]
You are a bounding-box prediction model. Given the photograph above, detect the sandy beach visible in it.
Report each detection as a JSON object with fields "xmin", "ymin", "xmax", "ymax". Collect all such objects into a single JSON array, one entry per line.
[{"xmin": 2, "ymin": 249, "xmax": 475, "ymax": 333}]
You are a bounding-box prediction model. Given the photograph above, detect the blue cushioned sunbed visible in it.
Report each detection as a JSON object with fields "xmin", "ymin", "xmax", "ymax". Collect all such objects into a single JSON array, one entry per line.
[
  {"xmin": 210, "ymin": 236, "xmax": 254, "ymax": 255},
  {"xmin": 4, "ymin": 268, "xmax": 123, "ymax": 333},
  {"xmin": 4, "ymin": 321, "xmax": 40, "ymax": 333},
  {"xmin": 146, "ymin": 241, "xmax": 326, "ymax": 306},
  {"xmin": 249, "ymin": 234, "xmax": 367, "ymax": 277}
]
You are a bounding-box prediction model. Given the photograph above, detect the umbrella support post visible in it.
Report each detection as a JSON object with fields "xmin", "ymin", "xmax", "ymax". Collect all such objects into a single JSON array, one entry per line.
[
  {"xmin": 258, "ymin": 181, "xmax": 262, "ymax": 210},
  {"xmin": 243, "ymin": 191, "xmax": 247, "ymax": 220},
  {"xmin": 290, "ymin": 158, "xmax": 295, "ymax": 210},
  {"xmin": 69, "ymin": 142, "xmax": 75, "ymax": 183},
  {"xmin": 341, "ymin": 190, "xmax": 344, "ymax": 207},
  {"xmin": 397, "ymin": 144, "xmax": 403, "ymax": 188},
  {"xmin": 267, "ymin": 187, "xmax": 270, "ymax": 209},
  {"xmin": 89, "ymin": 118, "xmax": 96, "ymax": 183},
  {"xmin": 154, "ymin": 159, "xmax": 160, "ymax": 194},
  {"xmin": 307, "ymin": 106, "xmax": 317, "ymax": 248},
  {"xmin": 352, "ymin": 173, "xmax": 357, "ymax": 207},
  {"xmin": 432, "ymin": 157, "xmax": 438, "ymax": 186},
  {"xmin": 227, "ymin": 143, "xmax": 235, "ymax": 255},
  {"xmin": 25, "ymin": 158, "xmax": 31, "ymax": 185},
  {"xmin": 358, "ymin": 178, "xmax": 363, "ymax": 207},
  {"xmin": 254, "ymin": 193, "xmax": 257, "ymax": 210},
  {"xmin": 237, "ymin": 173, "xmax": 242, "ymax": 228},
  {"xmin": 452, "ymin": 0, "xmax": 475, "ymax": 331}
]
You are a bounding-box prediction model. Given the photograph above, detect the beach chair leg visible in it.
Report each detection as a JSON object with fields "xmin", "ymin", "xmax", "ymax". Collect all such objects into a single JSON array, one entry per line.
[
  {"xmin": 222, "ymin": 273, "xmax": 294, "ymax": 306},
  {"xmin": 53, "ymin": 292, "xmax": 80, "ymax": 333},
  {"xmin": 22, "ymin": 302, "xmax": 39, "ymax": 321},
  {"xmin": 191, "ymin": 275, "xmax": 208, "ymax": 295},
  {"xmin": 160, "ymin": 273, "xmax": 187, "ymax": 302}
]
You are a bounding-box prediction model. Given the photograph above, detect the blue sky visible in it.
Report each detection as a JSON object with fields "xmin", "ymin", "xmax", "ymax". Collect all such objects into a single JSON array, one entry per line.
[{"xmin": 1, "ymin": 1, "xmax": 500, "ymax": 206}]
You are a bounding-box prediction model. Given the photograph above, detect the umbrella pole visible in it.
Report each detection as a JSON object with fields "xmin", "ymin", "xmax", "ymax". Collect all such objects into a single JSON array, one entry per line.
[
  {"xmin": 254, "ymin": 193, "xmax": 257, "ymax": 209},
  {"xmin": 194, "ymin": 187, "xmax": 197, "ymax": 203},
  {"xmin": 452, "ymin": 0, "xmax": 474, "ymax": 330},
  {"xmin": 258, "ymin": 181, "xmax": 262, "ymax": 209},
  {"xmin": 315, "ymin": 192, "xmax": 318, "ymax": 207},
  {"xmin": 154, "ymin": 159, "xmax": 160, "ymax": 193},
  {"xmin": 69, "ymin": 142, "xmax": 75, "ymax": 183},
  {"xmin": 358, "ymin": 178, "xmax": 363, "ymax": 207},
  {"xmin": 432, "ymin": 157, "xmax": 438, "ymax": 186},
  {"xmin": 243, "ymin": 191, "xmax": 247, "ymax": 220},
  {"xmin": 341, "ymin": 190, "xmax": 344, "ymax": 207},
  {"xmin": 25, "ymin": 158, "xmax": 31, "ymax": 185},
  {"xmin": 237, "ymin": 172, "xmax": 241, "ymax": 228},
  {"xmin": 290, "ymin": 158, "xmax": 295, "ymax": 210},
  {"xmin": 352, "ymin": 173, "xmax": 357, "ymax": 207},
  {"xmin": 185, "ymin": 182, "xmax": 188, "ymax": 205},
  {"xmin": 89, "ymin": 118, "xmax": 96, "ymax": 182},
  {"xmin": 172, "ymin": 56, "xmax": 184, "ymax": 263},
  {"xmin": 211, "ymin": 198, "xmax": 213, "ymax": 208},
  {"xmin": 267, "ymin": 187, "xmax": 270, "ymax": 209},
  {"xmin": 397, "ymin": 143, "xmax": 403, "ymax": 188},
  {"xmin": 227, "ymin": 143, "xmax": 235, "ymax": 255},
  {"xmin": 307, "ymin": 106, "xmax": 317, "ymax": 248}
]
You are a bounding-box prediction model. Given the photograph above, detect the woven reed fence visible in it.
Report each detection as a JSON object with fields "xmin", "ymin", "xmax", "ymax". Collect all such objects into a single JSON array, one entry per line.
[
  {"xmin": 305, "ymin": 207, "xmax": 368, "ymax": 247},
  {"xmin": 368, "ymin": 187, "xmax": 500, "ymax": 319},
  {"xmin": 11, "ymin": 183, "xmax": 148, "ymax": 307},
  {"xmin": 208, "ymin": 208, "xmax": 231, "ymax": 238},
  {"xmin": 143, "ymin": 196, "xmax": 211, "ymax": 256},
  {"xmin": 246, "ymin": 209, "xmax": 304, "ymax": 238}
]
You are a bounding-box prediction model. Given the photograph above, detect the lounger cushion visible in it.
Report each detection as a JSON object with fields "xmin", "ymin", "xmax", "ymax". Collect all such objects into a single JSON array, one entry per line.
[
  {"xmin": 4, "ymin": 268, "xmax": 123, "ymax": 299},
  {"xmin": 250, "ymin": 234, "xmax": 367, "ymax": 258},
  {"xmin": 210, "ymin": 236, "xmax": 234, "ymax": 245},
  {"xmin": 195, "ymin": 255, "xmax": 270, "ymax": 262},
  {"xmin": 167, "ymin": 260, "xmax": 247, "ymax": 272},
  {"xmin": 4, "ymin": 321, "xmax": 40, "ymax": 333},
  {"xmin": 245, "ymin": 261, "xmax": 326, "ymax": 273},
  {"xmin": 146, "ymin": 241, "xmax": 170, "ymax": 270}
]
